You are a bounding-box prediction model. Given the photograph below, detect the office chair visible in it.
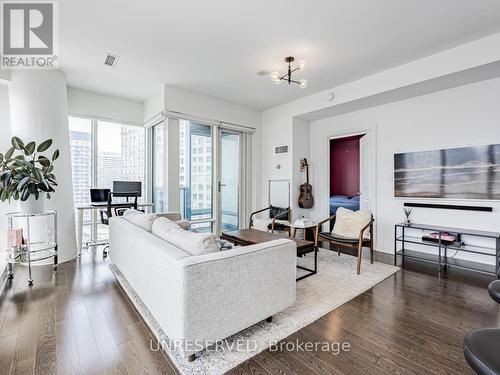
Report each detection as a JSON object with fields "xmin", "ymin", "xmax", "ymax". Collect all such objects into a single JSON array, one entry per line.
[
  {"xmin": 99, "ymin": 191, "xmax": 139, "ymax": 257},
  {"xmin": 463, "ymin": 280, "xmax": 500, "ymax": 375}
]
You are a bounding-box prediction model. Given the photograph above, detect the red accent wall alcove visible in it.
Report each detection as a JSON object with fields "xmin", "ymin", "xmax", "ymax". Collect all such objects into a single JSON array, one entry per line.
[{"xmin": 330, "ymin": 135, "xmax": 362, "ymax": 197}]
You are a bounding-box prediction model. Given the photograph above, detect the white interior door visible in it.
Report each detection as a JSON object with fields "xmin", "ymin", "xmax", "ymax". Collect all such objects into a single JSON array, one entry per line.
[{"xmin": 359, "ymin": 134, "xmax": 370, "ymax": 211}]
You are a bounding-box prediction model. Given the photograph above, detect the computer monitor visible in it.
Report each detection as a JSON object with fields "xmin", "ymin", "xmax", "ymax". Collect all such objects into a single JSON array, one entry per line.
[
  {"xmin": 90, "ymin": 188, "xmax": 110, "ymax": 203},
  {"xmin": 112, "ymin": 181, "xmax": 142, "ymax": 197}
]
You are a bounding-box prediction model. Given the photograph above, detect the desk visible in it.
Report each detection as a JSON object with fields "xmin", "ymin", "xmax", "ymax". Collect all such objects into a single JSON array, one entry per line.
[{"xmin": 76, "ymin": 202, "xmax": 153, "ymax": 254}]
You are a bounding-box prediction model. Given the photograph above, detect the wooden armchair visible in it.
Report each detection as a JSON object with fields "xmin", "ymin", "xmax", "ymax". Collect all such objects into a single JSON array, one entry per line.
[
  {"xmin": 249, "ymin": 206, "xmax": 291, "ymax": 236},
  {"xmin": 315, "ymin": 214, "xmax": 374, "ymax": 275}
]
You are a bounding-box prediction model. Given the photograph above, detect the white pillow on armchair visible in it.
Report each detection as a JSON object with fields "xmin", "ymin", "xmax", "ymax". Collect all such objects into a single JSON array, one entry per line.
[
  {"xmin": 251, "ymin": 218, "xmax": 291, "ymax": 232},
  {"xmin": 331, "ymin": 207, "xmax": 372, "ymax": 240},
  {"xmin": 251, "ymin": 218, "xmax": 272, "ymax": 232}
]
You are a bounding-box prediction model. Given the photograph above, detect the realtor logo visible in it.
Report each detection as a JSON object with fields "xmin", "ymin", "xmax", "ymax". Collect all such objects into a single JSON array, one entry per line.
[{"xmin": 1, "ymin": 0, "xmax": 58, "ymax": 69}]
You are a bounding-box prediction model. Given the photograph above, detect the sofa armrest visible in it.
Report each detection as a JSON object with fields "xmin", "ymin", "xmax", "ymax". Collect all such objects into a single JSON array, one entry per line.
[{"xmin": 177, "ymin": 239, "xmax": 297, "ymax": 353}]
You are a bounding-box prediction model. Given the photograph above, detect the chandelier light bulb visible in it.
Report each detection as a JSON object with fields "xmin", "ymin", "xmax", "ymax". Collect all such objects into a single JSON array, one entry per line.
[
  {"xmin": 299, "ymin": 78, "xmax": 308, "ymax": 89},
  {"xmin": 297, "ymin": 60, "xmax": 306, "ymax": 70},
  {"xmin": 270, "ymin": 72, "xmax": 281, "ymax": 84}
]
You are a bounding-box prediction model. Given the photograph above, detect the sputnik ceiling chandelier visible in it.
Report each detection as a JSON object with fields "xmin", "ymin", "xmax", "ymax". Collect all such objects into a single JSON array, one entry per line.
[{"xmin": 270, "ymin": 56, "xmax": 308, "ymax": 88}]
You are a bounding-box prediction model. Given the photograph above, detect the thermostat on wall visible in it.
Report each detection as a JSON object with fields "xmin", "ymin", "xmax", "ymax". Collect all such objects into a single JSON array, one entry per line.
[{"xmin": 274, "ymin": 145, "xmax": 289, "ymax": 155}]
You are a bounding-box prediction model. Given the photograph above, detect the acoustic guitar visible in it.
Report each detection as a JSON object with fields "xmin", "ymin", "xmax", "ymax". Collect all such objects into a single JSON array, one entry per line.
[{"xmin": 298, "ymin": 158, "xmax": 314, "ymax": 209}]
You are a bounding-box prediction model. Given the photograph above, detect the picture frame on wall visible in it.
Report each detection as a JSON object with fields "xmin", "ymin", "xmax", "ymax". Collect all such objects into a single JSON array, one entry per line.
[{"xmin": 394, "ymin": 143, "xmax": 500, "ymax": 200}]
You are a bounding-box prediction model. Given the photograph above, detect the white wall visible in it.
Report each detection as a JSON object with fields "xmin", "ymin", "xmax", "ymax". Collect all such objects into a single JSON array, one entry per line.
[
  {"xmin": 164, "ymin": 85, "xmax": 261, "ymax": 129},
  {"xmin": 292, "ymin": 118, "xmax": 310, "ymax": 216},
  {"xmin": 142, "ymin": 86, "xmax": 165, "ymax": 124},
  {"xmin": 67, "ymin": 87, "xmax": 143, "ymax": 125},
  {"xmin": 310, "ymin": 77, "xmax": 500, "ymax": 256},
  {"xmin": 260, "ymin": 108, "xmax": 294, "ymax": 209}
]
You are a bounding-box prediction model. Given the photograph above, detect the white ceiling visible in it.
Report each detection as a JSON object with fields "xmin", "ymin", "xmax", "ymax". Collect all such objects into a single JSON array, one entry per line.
[{"xmin": 60, "ymin": 0, "xmax": 500, "ymax": 110}]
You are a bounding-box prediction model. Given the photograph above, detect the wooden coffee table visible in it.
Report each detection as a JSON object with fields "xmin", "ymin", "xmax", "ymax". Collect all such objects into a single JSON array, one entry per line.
[{"xmin": 220, "ymin": 229, "xmax": 318, "ymax": 281}]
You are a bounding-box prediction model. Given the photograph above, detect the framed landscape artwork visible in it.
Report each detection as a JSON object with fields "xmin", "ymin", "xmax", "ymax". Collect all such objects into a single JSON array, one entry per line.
[{"xmin": 394, "ymin": 143, "xmax": 500, "ymax": 200}]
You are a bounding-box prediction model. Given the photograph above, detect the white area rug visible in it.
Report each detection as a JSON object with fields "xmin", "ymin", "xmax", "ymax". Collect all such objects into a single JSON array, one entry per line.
[{"xmin": 110, "ymin": 249, "xmax": 399, "ymax": 375}]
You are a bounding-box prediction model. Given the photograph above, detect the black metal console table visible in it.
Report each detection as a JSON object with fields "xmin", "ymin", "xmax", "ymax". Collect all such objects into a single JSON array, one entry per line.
[{"xmin": 394, "ymin": 222, "xmax": 500, "ymax": 279}]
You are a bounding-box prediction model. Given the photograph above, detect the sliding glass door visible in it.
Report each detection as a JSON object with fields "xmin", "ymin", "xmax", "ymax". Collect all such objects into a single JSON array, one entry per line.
[
  {"xmin": 150, "ymin": 118, "xmax": 247, "ymax": 234},
  {"xmin": 218, "ymin": 129, "xmax": 241, "ymax": 232}
]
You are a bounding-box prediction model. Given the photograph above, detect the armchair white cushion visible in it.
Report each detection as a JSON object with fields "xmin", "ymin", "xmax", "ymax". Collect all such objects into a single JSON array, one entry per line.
[
  {"xmin": 332, "ymin": 207, "xmax": 372, "ymax": 239},
  {"xmin": 251, "ymin": 218, "xmax": 272, "ymax": 232},
  {"xmin": 251, "ymin": 218, "xmax": 291, "ymax": 232}
]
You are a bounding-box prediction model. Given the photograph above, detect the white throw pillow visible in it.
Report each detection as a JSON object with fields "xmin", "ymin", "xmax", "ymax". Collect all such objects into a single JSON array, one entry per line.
[
  {"xmin": 122, "ymin": 210, "xmax": 158, "ymax": 232},
  {"xmin": 332, "ymin": 207, "xmax": 372, "ymax": 240},
  {"xmin": 152, "ymin": 217, "xmax": 218, "ymax": 255}
]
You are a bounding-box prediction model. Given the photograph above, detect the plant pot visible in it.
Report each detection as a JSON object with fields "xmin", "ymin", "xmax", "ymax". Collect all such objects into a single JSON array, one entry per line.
[{"xmin": 19, "ymin": 194, "xmax": 46, "ymax": 215}]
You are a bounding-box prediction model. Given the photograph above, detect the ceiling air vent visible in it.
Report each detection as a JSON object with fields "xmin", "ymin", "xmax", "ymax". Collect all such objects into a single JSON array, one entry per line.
[
  {"xmin": 104, "ymin": 53, "xmax": 119, "ymax": 68},
  {"xmin": 274, "ymin": 145, "xmax": 289, "ymax": 155}
]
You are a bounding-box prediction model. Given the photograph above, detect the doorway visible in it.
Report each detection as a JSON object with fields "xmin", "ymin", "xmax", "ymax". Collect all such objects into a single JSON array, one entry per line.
[{"xmin": 329, "ymin": 133, "xmax": 370, "ymax": 228}]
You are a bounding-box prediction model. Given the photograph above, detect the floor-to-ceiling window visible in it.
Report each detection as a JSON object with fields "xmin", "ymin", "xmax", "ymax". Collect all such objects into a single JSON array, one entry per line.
[
  {"xmin": 97, "ymin": 121, "xmax": 145, "ymax": 195},
  {"xmin": 179, "ymin": 120, "xmax": 214, "ymax": 232},
  {"xmin": 68, "ymin": 116, "xmax": 146, "ymax": 244},
  {"xmin": 68, "ymin": 117, "xmax": 93, "ymax": 242},
  {"xmin": 150, "ymin": 117, "xmax": 252, "ymax": 234}
]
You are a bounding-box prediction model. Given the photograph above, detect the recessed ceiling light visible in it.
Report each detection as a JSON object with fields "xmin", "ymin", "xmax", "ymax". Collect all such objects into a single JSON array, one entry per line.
[{"xmin": 256, "ymin": 70, "xmax": 271, "ymax": 76}]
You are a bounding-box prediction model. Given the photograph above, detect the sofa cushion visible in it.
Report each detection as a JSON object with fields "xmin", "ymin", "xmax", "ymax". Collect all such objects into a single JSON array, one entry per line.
[
  {"xmin": 332, "ymin": 207, "xmax": 371, "ymax": 240},
  {"xmin": 122, "ymin": 209, "xmax": 158, "ymax": 232},
  {"xmin": 152, "ymin": 217, "xmax": 218, "ymax": 256},
  {"xmin": 152, "ymin": 212, "xmax": 190, "ymax": 230}
]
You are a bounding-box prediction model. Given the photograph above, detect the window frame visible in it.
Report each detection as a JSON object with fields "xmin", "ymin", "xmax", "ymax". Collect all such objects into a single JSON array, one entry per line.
[{"xmin": 68, "ymin": 114, "xmax": 148, "ymax": 242}]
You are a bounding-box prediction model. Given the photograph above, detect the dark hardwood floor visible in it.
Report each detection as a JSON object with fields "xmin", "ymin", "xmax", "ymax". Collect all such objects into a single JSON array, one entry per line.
[
  {"xmin": 0, "ymin": 248, "xmax": 178, "ymax": 375},
  {"xmin": 1, "ymin": 248, "xmax": 498, "ymax": 375},
  {"xmin": 230, "ymin": 257, "xmax": 499, "ymax": 375}
]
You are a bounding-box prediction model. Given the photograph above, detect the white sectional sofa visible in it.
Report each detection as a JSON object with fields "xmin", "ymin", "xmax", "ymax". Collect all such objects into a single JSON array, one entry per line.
[{"xmin": 109, "ymin": 215, "xmax": 297, "ymax": 361}]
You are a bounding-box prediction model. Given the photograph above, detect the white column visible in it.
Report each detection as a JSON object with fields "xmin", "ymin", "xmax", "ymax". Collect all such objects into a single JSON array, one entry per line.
[
  {"xmin": 9, "ymin": 70, "xmax": 77, "ymax": 262},
  {"xmin": 0, "ymin": 84, "xmax": 15, "ymax": 275}
]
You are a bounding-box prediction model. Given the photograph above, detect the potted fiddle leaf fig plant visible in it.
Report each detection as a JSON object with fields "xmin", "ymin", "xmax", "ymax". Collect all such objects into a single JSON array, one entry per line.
[{"xmin": 0, "ymin": 136, "xmax": 59, "ymax": 214}]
